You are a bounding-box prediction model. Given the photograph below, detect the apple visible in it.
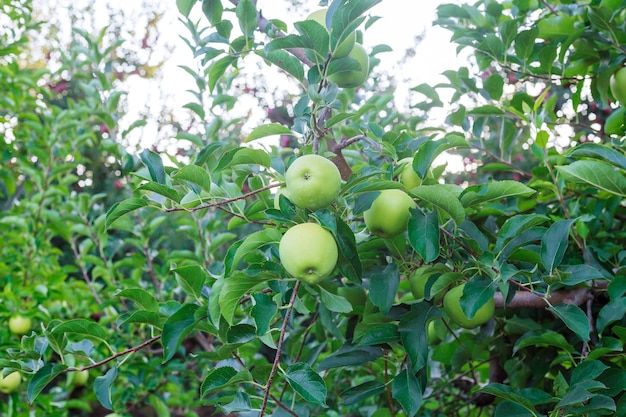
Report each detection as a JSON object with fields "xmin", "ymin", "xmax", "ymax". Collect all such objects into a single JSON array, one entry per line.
[
  {"xmin": 610, "ymin": 67, "xmax": 626, "ymax": 106},
  {"xmin": 328, "ymin": 44, "xmax": 370, "ymax": 88},
  {"xmin": 397, "ymin": 157, "xmax": 422, "ymax": 190},
  {"xmin": 278, "ymin": 222, "xmax": 338, "ymax": 284},
  {"xmin": 284, "ymin": 154, "xmax": 342, "ymax": 211},
  {"xmin": 72, "ymin": 369, "xmax": 89, "ymax": 386},
  {"xmin": 364, "ymin": 189, "xmax": 416, "ymax": 238},
  {"xmin": 537, "ymin": 15, "xmax": 576, "ymax": 38},
  {"xmin": 9, "ymin": 315, "xmax": 32, "ymax": 335},
  {"xmin": 307, "ymin": 9, "xmax": 356, "ymax": 58},
  {"xmin": 443, "ymin": 283, "xmax": 495, "ymax": 329},
  {"xmin": 0, "ymin": 371, "xmax": 21, "ymax": 394},
  {"xmin": 408, "ymin": 265, "xmax": 449, "ymax": 301},
  {"xmin": 337, "ymin": 286, "xmax": 367, "ymax": 312}
]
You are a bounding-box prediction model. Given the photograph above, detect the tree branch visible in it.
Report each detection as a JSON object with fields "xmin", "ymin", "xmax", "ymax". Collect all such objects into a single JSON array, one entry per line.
[
  {"xmin": 164, "ymin": 183, "xmax": 280, "ymax": 213},
  {"xmin": 494, "ymin": 286, "xmax": 594, "ymax": 309}
]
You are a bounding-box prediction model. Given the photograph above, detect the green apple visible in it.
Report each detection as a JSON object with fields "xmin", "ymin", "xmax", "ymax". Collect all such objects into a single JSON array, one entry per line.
[
  {"xmin": 279, "ymin": 222, "xmax": 338, "ymax": 284},
  {"xmin": 72, "ymin": 369, "xmax": 89, "ymax": 386},
  {"xmin": 285, "ymin": 154, "xmax": 341, "ymax": 211},
  {"xmin": 0, "ymin": 371, "xmax": 21, "ymax": 394},
  {"xmin": 364, "ymin": 189, "xmax": 416, "ymax": 238},
  {"xmin": 537, "ymin": 15, "xmax": 576, "ymax": 38},
  {"xmin": 443, "ymin": 283, "xmax": 495, "ymax": 329},
  {"xmin": 9, "ymin": 315, "xmax": 31, "ymax": 335},
  {"xmin": 307, "ymin": 9, "xmax": 356, "ymax": 58},
  {"xmin": 610, "ymin": 67, "xmax": 626, "ymax": 105},
  {"xmin": 408, "ymin": 265, "xmax": 449, "ymax": 301},
  {"xmin": 328, "ymin": 44, "xmax": 370, "ymax": 88},
  {"xmin": 397, "ymin": 157, "xmax": 422, "ymax": 190}
]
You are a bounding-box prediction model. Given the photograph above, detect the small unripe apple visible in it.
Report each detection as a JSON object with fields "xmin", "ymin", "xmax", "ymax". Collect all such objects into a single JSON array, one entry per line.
[
  {"xmin": 443, "ymin": 284, "xmax": 495, "ymax": 329},
  {"xmin": 273, "ymin": 185, "xmax": 292, "ymax": 210},
  {"xmin": 610, "ymin": 67, "xmax": 626, "ymax": 105},
  {"xmin": 9, "ymin": 315, "xmax": 32, "ymax": 336},
  {"xmin": 397, "ymin": 157, "xmax": 422, "ymax": 190},
  {"xmin": 279, "ymin": 223, "xmax": 338, "ymax": 284},
  {"xmin": 285, "ymin": 154, "xmax": 342, "ymax": 211},
  {"xmin": 364, "ymin": 189, "xmax": 416, "ymax": 238},
  {"xmin": 72, "ymin": 369, "xmax": 89, "ymax": 386},
  {"xmin": 0, "ymin": 371, "xmax": 21, "ymax": 394}
]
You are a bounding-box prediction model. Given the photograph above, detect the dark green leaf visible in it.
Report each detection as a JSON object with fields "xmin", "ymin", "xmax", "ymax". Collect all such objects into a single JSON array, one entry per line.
[
  {"xmin": 541, "ymin": 219, "xmax": 575, "ymax": 273},
  {"xmin": 548, "ymin": 303, "xmax": 590, "ymax": 342},
  {"xmin": 409, "ymin": 184, "xmax": 465, "ymax": 226},
  {"xmin": 251, "ymin": 293, "xmax": 277, "ymax": 335},
  {"xmin": 320, "ymin": 286, "xmax": 353, "ymax": 313},
  {"xmin": 513, "ymin": 329, "xmax": 575, "ymax": 354},
  {"xmin": 569, "ymin": 143, "xmax": 626, "ymax": 170},
  {"xmin": 392, "ymin": 369, "xmax": 423, "ymax": 417},
  {"xmin": 172, "ymin": 165, "xmax": 212, "ymax": 192},
  {"xmin": 176, "ymin": 0, "xmax": 195, "ymax": 17},
  {"xmin": 162, "ymin": 303, "xmax": 200, "ymax": 362},
  {"xmin": 138, "ymin": 181, "xmax": 182, "ymax": 203},
  {"xmin": 460, "ymin": 275, "xmax": 496, "ymax": 319},
  {"xmin": 317, "ymin": 345, "xmax": 383, "ymax": 371},
  {"xmin": 235, "ymin": 0, "xmax": 256, "ymax": 36},
  {"xmin": 246, "ymin": 123, "xmax": 293, "ymax": 142},
  {"xmin": 173, "ymin": 264, "xmax": 208, "ymax": 301},
  {"xmin": 408, "ymin": 209, "xmax": 440, "ymax": 263},
  {"xmin": 556, "ymin": 160, "xmax": 626, "ymax": 197},
  {"xmin": 116, "ymin": 288, "xmax": 159, "ymax": 312},
  {"xmin": 597, "ymin": 298, "xmax": 626, "ymax": 334},
  {"xmin": 201, "ymin": 366, "xmax": 237, "ymax": 397},
  {"xmin": 94, "ymin": 367, "xmax": 117, "ymax": 410},
  {"xmin": 399, "ymin": 302, "xmax": 441, "ymax": 372},
  {"xmin": 52, "ymin": 319, "xmax": 108, "ymax": 342},
  {"xmin": 105, "ymin": 198, "xmax": 152, "ymax": 230},
  {"xmin": 285, "ymin": 362, "xmax": 327, "ymax": 406},
  {"xmin": 219, "ymin": 271, "xmax": 270, "ymax": 325},
  {"xmin": 368, "ymin": 263, "xmax": 400, "ymax": 314},
  {"xmin": 202, "ymin": 0, "xmax": 223, "ymax": 25},
  {"xmin": 27, "ymin": 363, "xmax": 68, "ymax": 403},
  {"xmin": 480, "ymin": 383, "xmax": 539, "ymax": 414},
  {"xmin": 460, "ymin": 180, "xmax": 535, "ymax": 207},
  {"xmin": 340, "ymin": 380, "xmax": 385, "ymax": 405},
  {"xmin": 140, "ymin": 149, "xmax": 166, "ymax": 185}
]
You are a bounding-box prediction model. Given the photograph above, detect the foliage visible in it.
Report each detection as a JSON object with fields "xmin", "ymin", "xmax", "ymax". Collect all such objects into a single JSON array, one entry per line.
[{"xmin": 1, "ymin": 0, "xmax": 626, "ymax": 416}]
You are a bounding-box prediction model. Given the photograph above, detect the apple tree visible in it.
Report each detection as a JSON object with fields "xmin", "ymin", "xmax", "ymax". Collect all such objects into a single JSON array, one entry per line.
[{"xmin": 2, "ymin": 0, "xmax": 626, "ymax": 416}]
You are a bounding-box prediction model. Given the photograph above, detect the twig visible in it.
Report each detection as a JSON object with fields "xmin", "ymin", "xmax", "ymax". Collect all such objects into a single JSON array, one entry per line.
[
  {"xmin": 65, "ymin": 334, "xmax": 162, "ymax": 373},
  {"xmin": 259, "ymin": 280, "xmax": 301, "ymax": 417},
  {"xmin": 164, "ymin": 183, "xmax": 280, "ymax": 213}
]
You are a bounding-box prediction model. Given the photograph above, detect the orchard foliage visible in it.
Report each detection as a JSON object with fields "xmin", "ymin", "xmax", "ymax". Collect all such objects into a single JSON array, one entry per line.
[{"xmin": 1, "ymin": 0, "xmax": 626, "ymax": 416}]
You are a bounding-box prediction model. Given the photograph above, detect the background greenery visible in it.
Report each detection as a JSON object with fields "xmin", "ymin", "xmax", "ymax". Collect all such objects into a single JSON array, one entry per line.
[{"xmin": 1, "ymin": 0, "xmax": 625, "ymax": 416}]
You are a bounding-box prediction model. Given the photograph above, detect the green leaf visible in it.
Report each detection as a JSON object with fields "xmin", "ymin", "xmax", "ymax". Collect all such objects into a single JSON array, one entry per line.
[
  {"xmin": 257, "ymin": 50, "xmax": 305, "ymax": 84},
  {"xmin": 556, "ymin": 381, "xmax": 606, "ymax": 409},
  {"xmin": 52, "ymin": 319, "xmax": 108, "ymax": 342},
  {"xmin": 399, "ymin": 302, "xmax": 441, "ymax": 372},
  {"xmin": 320, "ymin": 286, "xmax": 353, "ymax": 313},
  {"xmin": 480, "ymin": 383, "xmax": 539, "ymax": 415},
  {"xmin": 226, "ymin": 323, "xmax": 257, "ymax": 344},
  {"xmin": 412, "ymin": 133, "xmax": 467, "ymax": 178},
  {"xmin": 27, "ymin": 363, "xmax": 68, "ymax": 403},
  {"xmin": 460, "ymin": 180, "xmax": 535, "ymax": 208},
  {"xmin": 541, "ymin": 219, "xmax": 575, "ymax": 273},
  {"xmin": 596, "ymin": 298, "xmax": 626, "ymax": 334},
  {"xmin": 176, "ymin": 0, "xmax": 195, "ymax": 17},
  {"xmin": 410, "ymin": 184, "xmax": 465, "ymax": 226},
  {"xmin": 172, "ymin": 165, "xmax": 212, "ymax": 192},
  {"xmin": 285, "ymin": 362, "xmax": 327, "ymax": 406},
  {"xmin": 225, "ymin": 147, "xmax": 271, "ymax": 168},
  {"xmin": 251, "ymin": 293, "xmax": 277, "ymax": 335},
  {"xmin": 208, "ymin": 56, "xmax": 237, "ymax": 92},
  {"xmin": 495, "ymin": 401, "xmax": 535, "ymax": 417},
  {"xmin": 105, "ymin": 198, "xmax": 152, "ymax": 230},
  {"xmin": 408, "ymin": 209, "xmax": 440, "ymax": 262},
  {"xmin": 202, "ymin": 0, "xmax": 223, "ymax": 25},
  {"xmin": 317, "ymin": 345, "xmax": 383, "ymax": 371},
  {"xmin": 571, "ymin": 360, "xmax": 609, "ymax": 385},
  {"xmin": 460, "ymin": 275, "xmax": 496, "ymax": 319},
  {"xmin": 568, "ymin": 143, "xmax": 626, "ymax": 170},
  {"xmin": 556, "ymin": 160, "xmax": 626, "ymax": 196},
  {"xmin": 227, "ymin": 228, "xmax": 282, "ymax": 275},
  {"xmin": 513, "ymin": 329, "xmax": 575, "ymax": 354},
  {"xmin": 548, "ymin": 303, "xmax": 590, "ymax": 342},
  {"xmin": 201, "ymin": 366, "xmax": 237, "ymax": 397},
  {"xmin": 119, "ymin": 310, "xmax": 162, "ymax": 327},
  {"xmin": 368, "ymin": 263, "xmax": 400, "ymax": 314},
  {"xmin": 94, "ymin": 367, "xmax": 117, "ymax": 410},
  {"xmin": 138, "ymin": 181, "xmax": 182, "ymax": 203},
  {"xmin": 162, "ymin": 303, "xmax": 200, "ymax": 363},
  {"xmin": 235, "ymin": 0, "xmax": 256, "ymax": 37},
  {"xmin": 357, "ymin": 323, "xmax": 400, "ymax": 346},
  {"xmin": 246, "ymin": 123, "xmax": 293, "ymax": 142},
  {"xmin": 340, "ymin": 380, "xmax": 386, "ymax": 405},
  {"xmin": 219, "ymin": 271, "xmax": 269, "ymax": 325},
  {"xmin": 140, "ymin": 149, "xmax": 166, "ymax": 185},
  {"xmin": 484, "ymin": 73, "xmax": 504, "ymax": 100},
  {"xmin": 173, "ymin": 264, "xmax": 208, "ymax": 301},
  {"xmin": 514, "ymin": 28, "xmax": 538, "ymax": 61},
  {"xmin": 116, "ymin": 288, "xmax": 159, "ymax": 312},
  {"xmin": 392, "ymin": 369, "xmax": 423, "ymax": 417},
  {"xmin": 496, "ymin": 214, "xmax": 549, "ymax": 250}
]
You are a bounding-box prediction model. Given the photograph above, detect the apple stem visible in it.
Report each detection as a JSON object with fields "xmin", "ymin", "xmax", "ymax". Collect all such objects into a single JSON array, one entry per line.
[{"xmin": 259, "ymin": 280, "xmax": 301, "ymax": 417}]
